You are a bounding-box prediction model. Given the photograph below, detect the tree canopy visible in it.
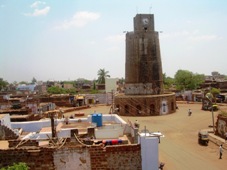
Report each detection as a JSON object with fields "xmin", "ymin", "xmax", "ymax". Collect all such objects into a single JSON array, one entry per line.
[
  {"xmin": 97, "ymin": 68, "xmax": 110, "ymax": 84},
  {"xmin": 210, "ymin": 87, "xmax": 220, "ymax": 97},
  {"xmin": 163, "ymin": 73, "xmax": 174, "ymax": 89},
  {"xmin": 19, "ymin": 81, "xmax": 28, "ymax": 85},
  {"xmin": 0, "ymin": 78, "xmax": 8, "ymax": 91},
  {"xmin": 0, "ymin": 162, "xmax": 29, "ymax": 170},
  {"xmin": 174, "ymin": 70, "xmax": 205, "ymax": 91},
  {"xmin": 31, "ymin": 77, "xmax": 37, "ymax": 84}
]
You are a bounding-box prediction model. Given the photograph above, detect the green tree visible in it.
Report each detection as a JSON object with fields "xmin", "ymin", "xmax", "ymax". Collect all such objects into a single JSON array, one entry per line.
[
  {"xmin": 0, "ymin": 162, "xmax": 29, "ymax": 170},
  {"xmin": 93, "ymin": 81, "xmax": 96, "ymax": 90},
  {"xmin": 19, "ymin": 81, "xmax": 28, "ymax": 85},
  {"xmin": 97, "ymin": 68, "xmax": 110, "ymax": 84},
  {"xmin": 47, "ymin": 86, "xmax": 66, "ymax": 94},
  {"xmin": 66, "ymin": 88, "xmax": 77, "ymax": 94},
  {"xmin": 0, "ymin": 78, "xmax": 8, "ymax": 91},
  {"xmin": 205, "ymin": 88, "xmax": 220, "ymax": 104},
  {"xmin": 31, "ymin": 77, "xmax": 37, "ymax": 84},
  {"xmin": 163, "ymin": 73, "xmax": 174, "ymax": 89},
  {"xmin": 118, "ymin": 77, "xmax": 125, "ymax": 84},
  {"xmin": 210, "ymin": 87, "xmax": 220, "ymax": 97},
  {"xmin": 174, "ymin": 70, "xmax": 204, "ymax": 91},
  {"xmin": 210, "ymin": 88, "xmax": 220, "ymax": 103}
]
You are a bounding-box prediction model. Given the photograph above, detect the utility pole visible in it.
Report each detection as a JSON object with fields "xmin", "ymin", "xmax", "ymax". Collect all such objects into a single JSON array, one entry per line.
[
  {"xmin": 206, "ymin": 93, "xmax": 215, "ymax": 133},
  {"xmin": 49, "ymin": 111, "xmax": 56, "ymax": 138},
  {"xmin": 112, "ymin": 90, "xmax": 114, "ymax": 113}
]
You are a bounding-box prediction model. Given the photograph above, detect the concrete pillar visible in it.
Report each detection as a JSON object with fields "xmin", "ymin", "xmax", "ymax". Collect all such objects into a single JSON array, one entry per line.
[
  {"xmin": 134, "ymin": 128, "xmax": 139, "ymax": 143},
  {"xmin": 87, "ymin": 127, "xmax": 95, "ymax": 138},
  {"xmin": 71, "ymin": 129, "xmax": 79, "ymax": 137}
]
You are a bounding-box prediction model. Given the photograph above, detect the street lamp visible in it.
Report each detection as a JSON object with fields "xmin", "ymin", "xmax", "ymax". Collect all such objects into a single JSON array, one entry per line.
[{"xmin": 205, "ymin": 93, "xmax": 215, "ymax": 133}]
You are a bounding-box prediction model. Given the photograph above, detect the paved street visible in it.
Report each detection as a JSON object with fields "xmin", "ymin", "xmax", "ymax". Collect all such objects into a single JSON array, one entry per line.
[{"xmin": 66, "ymin": 103, "xmax": 227, "ymax": 170}]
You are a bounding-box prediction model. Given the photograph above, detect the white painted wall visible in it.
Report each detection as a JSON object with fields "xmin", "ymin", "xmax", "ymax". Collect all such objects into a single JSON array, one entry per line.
[
  {"xmin": 105, "ymin": 78, "xmax": 119, "ymax": 93},
  {"xmin": 11, "ymin": 118, "xmax": 88, "ymax": 132},
  {"xmin": 11, "ymin": 114, "xmax": 128, "ymax": 140},
  {"xmin": 0, "ymin": 114, "xmax": 11, "ymax": 128},
  {"xmin": 54, "ymin": 148, "xmax": 91, "ymax": 170},
  {"xmin": 11, "ymin": 119, "xmax": 52, "ymax": 132},
  {"xmin": 138, "ymin": 135, "xmax": 159, "ymax": 170},
  {"xmin": 95, "ymin": 128, "xmax": 120, "ymax": 139}
]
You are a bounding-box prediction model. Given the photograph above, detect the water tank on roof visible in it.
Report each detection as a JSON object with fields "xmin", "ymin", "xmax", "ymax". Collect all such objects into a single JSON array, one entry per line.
[{"xmin": 92, "ymin": 113, "xmax": 103, "ymax": 127}]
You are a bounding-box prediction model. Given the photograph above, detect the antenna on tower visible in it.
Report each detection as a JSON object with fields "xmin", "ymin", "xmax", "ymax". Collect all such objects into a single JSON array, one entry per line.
[{"xmin": 149, "ymin": 5, "xmax": 152, "ymax": 13}]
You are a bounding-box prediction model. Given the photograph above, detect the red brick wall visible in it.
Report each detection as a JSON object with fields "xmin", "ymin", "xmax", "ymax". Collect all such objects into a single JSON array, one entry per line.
[
  {"xmin": 0, "ymin": 148, "xmax": 55, "ymax": 169},
  {"xmin": 89, "ymin": 144, "xmax": 142, "ymax": 170},
  {"xmin": 8, "ymin": 140, "xmax": 39, "ymax": 148},
  {"xmin": 0, "ymin": 142, "xmax": 142, "ymax": 170}
]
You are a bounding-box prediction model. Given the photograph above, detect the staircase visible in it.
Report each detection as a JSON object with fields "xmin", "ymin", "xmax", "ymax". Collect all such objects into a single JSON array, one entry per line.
[{"xmin": 0, "ymin": 125, "xmax": 19, "ymax": 140}]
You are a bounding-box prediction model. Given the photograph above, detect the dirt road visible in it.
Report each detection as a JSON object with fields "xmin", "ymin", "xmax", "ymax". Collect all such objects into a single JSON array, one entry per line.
[{"xmin": 65, "ymin": 103, "xmax": 227, "ymax": 170}]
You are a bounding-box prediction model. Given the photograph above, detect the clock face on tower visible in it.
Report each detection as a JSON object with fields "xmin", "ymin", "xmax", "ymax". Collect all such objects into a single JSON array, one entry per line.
[{"xmin": 142, "ymin": 18, "xmax": 149, "ymax": 25}]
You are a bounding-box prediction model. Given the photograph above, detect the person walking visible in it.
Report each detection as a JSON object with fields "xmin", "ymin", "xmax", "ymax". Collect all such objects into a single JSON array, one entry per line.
[
  {"xmin": 134, "ymin": 120, "xmax": 140, "ymax": 128},
  {"xmin": 225, "ymin": 132, "xmax": 227, "ymax": 142},
  {"xmin": 219, "ymin": 144, "xmax": 223, "ymax": 159},
  {"xmin": 188, "ymin": 109, "xmax": 192, "ymax": 116}
]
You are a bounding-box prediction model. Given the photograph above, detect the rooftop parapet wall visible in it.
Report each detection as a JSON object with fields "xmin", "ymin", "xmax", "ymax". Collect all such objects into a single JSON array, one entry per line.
[
  {"xmin": 53, "ymin": 146, "xmax": 91, "ymax": 170},
  {"xmin": 1, "ymin": 140, "xmax": 142, "ymax": 170},
  {"xmin": 0, "ymin": 148, "xmax": 55, "ymax": 170},
  {"xmin": 89, "ymin": 144, "xmax": 142, "ymax": 170},
  {"xmin": 8, "ymin": 139, "xmax": 39, "ymax": 148},
  {"xmin": 11, "ymin": 114, "xmax": 129, "ymax": 140}
]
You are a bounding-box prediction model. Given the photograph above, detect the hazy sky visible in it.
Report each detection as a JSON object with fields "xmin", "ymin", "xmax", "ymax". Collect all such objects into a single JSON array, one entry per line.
[{"xmin": 1, "ymin": 0, "xmax": 227, "ymax": 83}]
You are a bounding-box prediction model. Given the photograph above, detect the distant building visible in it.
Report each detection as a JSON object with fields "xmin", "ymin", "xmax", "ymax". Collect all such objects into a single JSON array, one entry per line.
[
  {"xmin": 16, "ymin": 84, "xmax": 37, "ymax": 92},
  {"xmin": 36, "ymin": 84, "xmax": 47, "ymax": 94}
]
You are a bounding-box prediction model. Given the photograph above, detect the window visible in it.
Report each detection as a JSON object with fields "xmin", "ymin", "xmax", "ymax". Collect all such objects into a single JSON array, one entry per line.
[
  {"xmin": 150, "ymin": 104, "xmax": 155, "ymax": 115},
  {"xmin": 125, "ymin": 105, "xmax": 129, "ymax": 114}
]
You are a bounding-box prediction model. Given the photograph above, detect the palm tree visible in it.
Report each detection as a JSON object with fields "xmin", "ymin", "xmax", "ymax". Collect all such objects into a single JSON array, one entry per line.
[{"xmin": 97, "ymin": 68, "xmax": 110, "ymax": 84}]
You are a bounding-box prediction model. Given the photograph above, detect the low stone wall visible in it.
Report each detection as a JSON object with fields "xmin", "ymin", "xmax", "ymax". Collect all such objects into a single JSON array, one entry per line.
[{"xmin": 208, "ymin": 134, "xmax": 227, "ymax": 150}]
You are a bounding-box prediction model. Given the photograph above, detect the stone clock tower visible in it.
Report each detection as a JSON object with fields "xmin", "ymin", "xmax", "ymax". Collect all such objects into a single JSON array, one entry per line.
[
  {"xmin": 115, "ymin": 14, "xmax": 176, "ymax": 116},
  {"xmin": 125, "ymin": 14, "xmax": 163, "ymax": 95}
]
